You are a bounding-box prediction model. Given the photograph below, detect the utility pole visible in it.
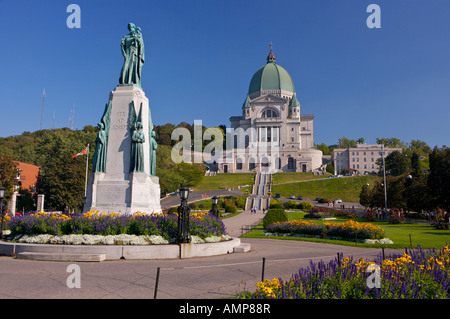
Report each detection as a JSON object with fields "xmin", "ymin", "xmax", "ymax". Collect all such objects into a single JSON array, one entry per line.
[
  {"xmin": 69, "ymin": 103, "xmax": 75, "ymax": 130},
  {"xmin": 381, "ymin": 144, "xmax": 388, "ymax": 214}
]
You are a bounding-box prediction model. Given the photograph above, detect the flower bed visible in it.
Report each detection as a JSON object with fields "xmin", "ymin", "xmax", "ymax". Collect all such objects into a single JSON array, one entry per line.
[
  {"xmin": 241, "ymin": 245, "xmax": 450, "ymax": 299},
  {"xmin": 6, "ymin": 211, "xmax": 229, "ymax": 245},
  {"xmin": 265, "ymin": 219, "xmax": 385, "ymax": 241}
]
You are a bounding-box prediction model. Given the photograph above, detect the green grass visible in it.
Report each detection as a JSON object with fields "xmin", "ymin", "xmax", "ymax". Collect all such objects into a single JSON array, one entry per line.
[
  {"xmin": 193, "ymin": 173, "xmax": 254, "ymax": 191},
  {"xmin": 272, "ymin": 172, "xmax": 330, "ymax": 184},
  {"xmin": 271, "ymin": 175, "xmax": 381, "ymax": 202},
  {"xmin": 241, "ymin": 211, "xmax": 450, "ymax": 249}
]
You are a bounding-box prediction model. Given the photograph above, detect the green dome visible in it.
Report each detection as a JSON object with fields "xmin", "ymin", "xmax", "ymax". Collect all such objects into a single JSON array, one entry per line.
[{"xmin": 248, "ymin": 50, "xmax": 295, "ymax": 95}]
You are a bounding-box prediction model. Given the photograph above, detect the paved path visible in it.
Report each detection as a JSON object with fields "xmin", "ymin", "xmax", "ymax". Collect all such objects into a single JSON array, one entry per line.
[
  {"xmin": 0, "ymin": 210, "xmax": 405, "ymax": 300},
  {"xmin": 222, "ymin": 210, "xmax": 264, "ymax": 237}
]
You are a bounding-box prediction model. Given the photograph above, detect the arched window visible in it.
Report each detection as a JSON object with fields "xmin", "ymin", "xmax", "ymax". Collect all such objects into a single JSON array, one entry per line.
[
  {"xmin": 261, "ymin": 109, "xmax": 278, "ymax": 118},
  {"xmin": 288, "ymin": 157, "xmax": 295, "ymax": 170}
]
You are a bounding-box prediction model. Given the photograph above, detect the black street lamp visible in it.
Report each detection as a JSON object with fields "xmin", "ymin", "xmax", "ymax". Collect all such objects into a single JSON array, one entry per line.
[
  {"xmin": 177, "ymin": 185, "xmax": 190, "ymax": 244},
  {"xmin": 210, "ymin": 195, "xmax": 220, "ymax": 217},
  {"xmin": 0, "ymin": 186, "xmax": 6, "ymax": 240}
]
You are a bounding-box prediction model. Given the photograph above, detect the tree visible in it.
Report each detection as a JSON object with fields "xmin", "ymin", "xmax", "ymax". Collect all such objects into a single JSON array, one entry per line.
[
  {"xmin": 37, "ymin": 128, "xmax": 96, "ymax": 211},
  {"xmin": 409, "ymin": 139, "xmax": 431, "ymax": 156},
  {"xmin": 405, "ymin": 173, "xmax": 432, "ymax": 212},
  {"xmin": 376, "ymin": 137, "xmax": 407, "ymax": 149},
  {"xmin": 338, "ymin": 137, "xmax": 357, "ymax": 148},
  {"xmin": 385, "ymin": 175, "xmax": 407, "ymax": 209},
  {"xmin": 0, "ymin": 154, "xmax": 19, "ymax": 200},
  {"xmin": 385, "ymin": 151, "xmax": 409, "ymax": 176},
  {"xmin": 428, "ymin": 146, "xmax": 450, "ymax": 211},
  {"xmin": 175, "ymin": 162, "xmax": 204, "ymax": 187},
  {"xmin": 326, "ymin": 162, "xmax": 334, "ymax": 174},
  {"xmin": 410, "ymin": 152, "xmax": 421, "ymax": 177},
  {"xmin": 316, "ymin": 143, "xmax": 330, "ymax": 155},
  {"xmin": 359, "ymin": 183, "xmax": 372, "ymax": 207}
]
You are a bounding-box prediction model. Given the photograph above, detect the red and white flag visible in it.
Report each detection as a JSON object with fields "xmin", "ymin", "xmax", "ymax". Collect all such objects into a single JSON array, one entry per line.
[{"xmin": 72, "ymin": 147, "xmax": 87, "ymax": 158}]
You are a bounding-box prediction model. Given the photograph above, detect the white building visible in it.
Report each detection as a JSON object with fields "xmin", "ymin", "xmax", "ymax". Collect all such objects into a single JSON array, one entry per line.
[
  {"xmin": 331, "ymin": 144, "xmax": 403, "ymax": 175},
  {"xmin": 218, "ymin": 48, "xmax": 323, "ymax": 174}
]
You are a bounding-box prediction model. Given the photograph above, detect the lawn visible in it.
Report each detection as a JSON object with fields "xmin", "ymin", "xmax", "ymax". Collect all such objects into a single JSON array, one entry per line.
[
  {"xmin": 271, "ymin": 172, "xmax": 330, "ymax": 184},
  {"xmin": 271, "ymin": 175, "xmax": 381, "ymax": 202},
  {"xmin": 193, "ymin": 173, "xmax": 254, "ymax": 191},
  {"xmin": 241, "ymin": 211, "xmax": 450, "ymax": 249}
]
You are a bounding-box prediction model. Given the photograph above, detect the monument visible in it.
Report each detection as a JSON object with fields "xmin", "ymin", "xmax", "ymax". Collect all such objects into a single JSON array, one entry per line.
[{"xmin": 84, "ymin": 23, "xmax": 162, "ymax": 214}]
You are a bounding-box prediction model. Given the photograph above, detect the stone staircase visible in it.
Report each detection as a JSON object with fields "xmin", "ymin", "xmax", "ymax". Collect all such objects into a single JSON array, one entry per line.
[{"xmin": 245, "ymin": 172, "xmax": 272, "ymax": 211}]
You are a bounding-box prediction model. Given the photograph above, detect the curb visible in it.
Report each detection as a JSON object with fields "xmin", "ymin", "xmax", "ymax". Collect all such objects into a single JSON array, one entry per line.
[{"xmin": 0, "ymin": 238, "xmax": 246, "ymax": 261}]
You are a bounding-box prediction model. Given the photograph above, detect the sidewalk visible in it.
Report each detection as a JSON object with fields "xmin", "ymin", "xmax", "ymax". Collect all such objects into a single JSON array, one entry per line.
[{"xmin": 222, "ymin": 210, "xmax": 264, "ymax": 237}]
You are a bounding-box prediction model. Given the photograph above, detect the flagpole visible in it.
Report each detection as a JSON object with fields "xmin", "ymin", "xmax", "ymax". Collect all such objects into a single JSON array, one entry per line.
[{"xmin": 85, "ymin": 144, "xmax": 89, "ymax": 198}]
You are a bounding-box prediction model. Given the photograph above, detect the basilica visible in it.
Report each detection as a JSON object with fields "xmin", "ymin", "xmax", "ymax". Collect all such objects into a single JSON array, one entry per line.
[{"xmin": 218, "ymin": 47, "xmax": 323, "ymax": 174}]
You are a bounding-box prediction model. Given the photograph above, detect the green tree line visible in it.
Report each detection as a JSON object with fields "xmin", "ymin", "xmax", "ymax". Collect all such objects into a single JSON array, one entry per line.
[{"xmin": 359, "ymin": 146, "xmax": 449, "ymax": 212}]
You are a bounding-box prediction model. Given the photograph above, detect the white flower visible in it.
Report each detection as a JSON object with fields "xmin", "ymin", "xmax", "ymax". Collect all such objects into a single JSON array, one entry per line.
[{"xmin": 190, "ymin": 235, "xmax": 205, "ymax": 244}]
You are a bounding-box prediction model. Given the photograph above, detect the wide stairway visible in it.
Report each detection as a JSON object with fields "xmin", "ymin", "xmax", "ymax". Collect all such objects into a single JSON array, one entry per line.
[{"xmin": 245, "ymin": 172, "xmax": 272, "ymax": 211}]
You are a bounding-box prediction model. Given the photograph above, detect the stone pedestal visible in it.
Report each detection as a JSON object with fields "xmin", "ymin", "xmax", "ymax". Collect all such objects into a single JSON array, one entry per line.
[
  {"xmin": 37, "ymin": 194, "xmax": 45, "ymax": 212},
  {"xmin": 83, "ymin": 85, "xmax": 162, "ymax": 214}
]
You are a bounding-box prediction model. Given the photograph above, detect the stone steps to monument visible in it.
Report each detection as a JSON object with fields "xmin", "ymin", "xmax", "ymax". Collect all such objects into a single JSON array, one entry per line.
[{"xmin": 16, "ymin": 251, "xmax": 107, "ymax": 262}]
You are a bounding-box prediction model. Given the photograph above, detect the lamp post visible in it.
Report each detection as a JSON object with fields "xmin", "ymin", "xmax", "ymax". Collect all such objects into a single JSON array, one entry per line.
[
  {"xmin": 0, "ymin": 186, "xmax": 6, "ymax": 240},
  {"xmin": 177, "ymin": 185, "xmax": 191, "ymax": 244},
  {"xmin": 381, "ymin": 144, "xmax": 388, "ymax": 215},
  {"xmin": 210, "ymin": 195, "xmax": 219, "ymax": 217}
]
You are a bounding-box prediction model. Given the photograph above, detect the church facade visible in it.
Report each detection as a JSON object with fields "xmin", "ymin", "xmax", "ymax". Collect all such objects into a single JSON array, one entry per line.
[{"xmin": 218, "ymin": 48, "xmax": 323, "ymax": 174}]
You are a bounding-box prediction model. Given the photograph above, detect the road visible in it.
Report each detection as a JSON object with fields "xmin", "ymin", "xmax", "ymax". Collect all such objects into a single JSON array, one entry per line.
[{"xmin": 0, "ymin": 234, "xmax": 404, "ymax": 299}]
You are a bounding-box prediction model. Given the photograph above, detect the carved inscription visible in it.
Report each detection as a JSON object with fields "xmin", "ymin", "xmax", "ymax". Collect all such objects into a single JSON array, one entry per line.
[{"xmin": 112, "ymin": 111, "xmax": 128, "ymax": 130}]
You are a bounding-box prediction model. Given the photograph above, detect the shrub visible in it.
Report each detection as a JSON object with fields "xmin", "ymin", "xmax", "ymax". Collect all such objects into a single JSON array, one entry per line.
[
  {"xmin": 225, "ymin": 205, "xmax": 237, "ymax": 214},
  {"xmin": 235, "ymin": 196, "xmax": 246, "ymax": 209},
  {"xmin": 299, "ymin": 201, "xmax": 314, "ymax": 211},
  {"xmin": 269, "ymin": 199, "xmax": 283, "ymax": 209},
  {"xmin": 388, "ymin": 209, "xmax": 405, "ymax": 224},
  {"xmin": 263, "ymin": 209, "xmax": 288, "ymax": 229},
  {"xmin": 363, "ymin": 208, "xmax": 379, "ymax": 222},
  {"xmin": 284, "ymin": 200, "xmax": 298, "ymax": 209},
  {"xmin": 265, "ymin": 219, "xmax": 384, "ymax": 240}
]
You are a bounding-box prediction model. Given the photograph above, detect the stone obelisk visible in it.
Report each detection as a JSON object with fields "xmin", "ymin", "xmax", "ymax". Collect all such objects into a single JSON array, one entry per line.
[{"xmin": 83, "ymin": 23, "xmax": 161, "ymax": 214}]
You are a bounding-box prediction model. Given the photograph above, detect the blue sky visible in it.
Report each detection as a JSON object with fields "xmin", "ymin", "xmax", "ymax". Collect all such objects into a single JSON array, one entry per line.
[{"xmin": 0, "ymin": 0, "xmax": 448, "ymax": 148}]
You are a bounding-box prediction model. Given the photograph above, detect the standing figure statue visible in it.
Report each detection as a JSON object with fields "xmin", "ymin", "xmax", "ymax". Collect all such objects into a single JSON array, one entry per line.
[
  {"xmin": 129, "ymin": 101, "xmax": 145, "ymax": 173},
  {"xmin": 92, "ymin": 102, "xmax": 111, "ymax": 173},
  {"xmin": 119, "ymin": 23, "xmax": 145, "ymax": 86},
  {"xmin": 150, "ymin": 130, "xmax": 157, "ymax": 176},
  {"xmin": 131, "ymin": 121, "xmax": 145, "ymax": 172}
]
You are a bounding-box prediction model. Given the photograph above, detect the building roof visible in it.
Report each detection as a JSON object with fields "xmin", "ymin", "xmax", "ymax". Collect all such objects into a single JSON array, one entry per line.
[
  {"xmin": 289, "ymin": 93, "xmax": 300, "ymax": 107},
  {"xmin": 242, "ymin": 95, "xmax": 251, "ymax": 108},
  {"xmin": 248, "ymin": 49, "xmax": 295, "ymax": 95}
]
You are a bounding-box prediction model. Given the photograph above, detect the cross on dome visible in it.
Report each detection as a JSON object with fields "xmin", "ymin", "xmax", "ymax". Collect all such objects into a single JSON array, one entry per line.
[{"xmin": 267, "ymin": 43, "xmax": 276, "ymax": 64}]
